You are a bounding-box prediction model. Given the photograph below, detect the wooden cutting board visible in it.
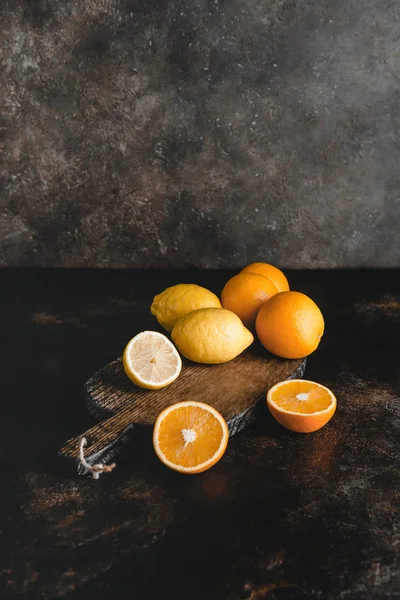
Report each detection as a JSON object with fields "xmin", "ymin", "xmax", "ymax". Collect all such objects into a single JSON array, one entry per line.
[{"xmin": 59, "ymin": 342, "xmax": 306, "ymax": 475}]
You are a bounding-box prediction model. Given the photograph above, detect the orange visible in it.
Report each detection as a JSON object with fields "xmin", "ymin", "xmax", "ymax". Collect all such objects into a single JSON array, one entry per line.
[
  {"xmin": 241, "ymin": 262, "xmax": 289, "ymax": 293},
  {"xmin": 221, "ymin": 272, "xmax": 278, "ymax": 328},
  {"xmin": 267, "ymin": 379, "xmax": 336, "ymax": 432},
  {"xmin": 256, "ymin": 291, "xmax": 324, "ymax": 358},
  {"xmin": 153, "ymin": 401, "xmax": 229, "ymax": 474}
]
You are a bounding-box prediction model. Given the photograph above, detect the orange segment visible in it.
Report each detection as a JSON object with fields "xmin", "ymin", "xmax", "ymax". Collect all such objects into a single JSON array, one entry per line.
[
  {"xmin": 267, "ymin": 379, "xmax": 336, "ymax": 433},
  {"xmin": 153, "ymin": 401, "xmax": 229, "ymax": 474}
]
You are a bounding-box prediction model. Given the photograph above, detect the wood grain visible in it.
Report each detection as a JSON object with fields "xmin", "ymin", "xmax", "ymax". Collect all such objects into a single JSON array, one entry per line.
[{"xmin": 59, "ymin": 342, "xmax": 306, "ymax": 472}]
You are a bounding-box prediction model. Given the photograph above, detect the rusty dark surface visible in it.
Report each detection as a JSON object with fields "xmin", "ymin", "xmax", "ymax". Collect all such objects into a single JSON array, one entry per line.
[
  {"xmin": 1, "ymin": 269, "xmax": 400, "ymax": 599},
  {"xmin": 1, "ymin": 0, "xmax": 400, "ymax": 268}
]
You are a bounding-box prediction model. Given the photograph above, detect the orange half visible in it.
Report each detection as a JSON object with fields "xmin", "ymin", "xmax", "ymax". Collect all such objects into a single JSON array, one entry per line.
[
  {"xmin": 153, "ymin": 401, "xmax": 229, "ymax": 474},
  {"xmin": 267, "ymin": 379, "xmax": 336, "ymax": 433}
]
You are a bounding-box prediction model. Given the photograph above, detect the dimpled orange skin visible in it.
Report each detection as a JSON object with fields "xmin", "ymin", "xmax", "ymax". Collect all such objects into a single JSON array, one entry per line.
[
  {"xmin": 241, "ymin": 262, "xmax": 289, "ymax": 293},
  {"xmin": 221, "ymin": 272, "xmax": 278, "ymax": 328},
  {"xmin": 256, "ymin": 291, "xmax": 324, "ymax": 359},
  {"xmin": 268, "ymin": 398, "xmax": 336, "ymax": 432}
]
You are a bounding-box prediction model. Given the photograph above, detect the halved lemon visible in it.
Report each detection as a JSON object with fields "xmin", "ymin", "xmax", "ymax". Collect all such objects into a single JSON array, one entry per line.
[
  {"xmin": 267, "ymin": 379, "xmax": 336, "ymax": 433},
  {"xmin": 123, "ymin": 331, "xmax": 182, "ymax": 390},
  {"xmin": 153, "ymin": 401, "xmax": 229, "ymax": 474}
]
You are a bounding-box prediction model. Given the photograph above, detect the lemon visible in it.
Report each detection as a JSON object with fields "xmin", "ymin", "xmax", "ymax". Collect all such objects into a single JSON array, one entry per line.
[
  {"xmin": 171, "ymin": 308, "xmax": 254, "ymax": 364},
  {"xmin": 150, "ymin": 284, "xmax": 221, "ymax": 331},
  {"xmin": 123, "ymin": 331, "xmax": 182, "ymax": 389}
]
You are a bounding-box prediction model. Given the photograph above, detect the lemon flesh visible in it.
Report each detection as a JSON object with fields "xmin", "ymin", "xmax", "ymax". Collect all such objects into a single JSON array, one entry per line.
[
  {"xmin": 123, "ymin": 331, "xmax": 182, "ymax": 389},
  {"xmin": 151, "ymin": 284, "xmax": 221, "ymax": 331},
  {"xmin": 171, "ymin": 308, "xmax": 254, "ymax": 364}
]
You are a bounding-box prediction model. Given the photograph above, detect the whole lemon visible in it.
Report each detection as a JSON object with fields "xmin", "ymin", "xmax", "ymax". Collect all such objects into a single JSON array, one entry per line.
[
  {"xmin": 151, "ymin": 284, "xmax": 221, "ymax": 331},
  {"xmin": 171, "ymin": 307, "xmax": 254, "ymax": 364},
  {"xmin": 256, "ymin": 291, "xmax": 324, "ymax": 359}
]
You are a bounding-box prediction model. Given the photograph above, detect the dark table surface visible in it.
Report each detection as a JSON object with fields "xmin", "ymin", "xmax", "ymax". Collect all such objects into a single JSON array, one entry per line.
[{"xmin": 1, "ymin": 269, "xmax": 399, "ymax": 599}]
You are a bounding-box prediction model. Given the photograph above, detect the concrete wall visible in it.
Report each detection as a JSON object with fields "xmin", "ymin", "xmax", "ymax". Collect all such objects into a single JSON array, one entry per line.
[{"xmin": 1, "ymin": 0, "xmax": 399, "ymax": 267}]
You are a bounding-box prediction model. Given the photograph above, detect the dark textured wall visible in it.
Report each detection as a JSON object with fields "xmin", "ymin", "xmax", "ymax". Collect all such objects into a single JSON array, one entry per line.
[{"xmin": 1, "ymin": 0, "xmax": 399, "ymax": 268}]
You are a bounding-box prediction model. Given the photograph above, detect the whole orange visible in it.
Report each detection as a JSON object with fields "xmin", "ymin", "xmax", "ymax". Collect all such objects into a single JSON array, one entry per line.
[
  {"xmin": 241, "ymin": 262, "xmax": 289, "ymax": 293},
  {"xmin": 256, "ymin": 291, "xmax": 324, "ymax": 358},
  {"xmin": 221, "ymin": 272, "xmax": 278, "ymax": 328}
]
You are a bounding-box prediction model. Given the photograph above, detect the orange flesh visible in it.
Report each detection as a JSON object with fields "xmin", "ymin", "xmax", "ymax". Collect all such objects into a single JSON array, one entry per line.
[
  {"xmin": 270, "ymin": 381, "xmax": 333, "ymax": 414},
  {"xmin": 157, "ymin": 406, "xmax": 225, "ymax": 469}
]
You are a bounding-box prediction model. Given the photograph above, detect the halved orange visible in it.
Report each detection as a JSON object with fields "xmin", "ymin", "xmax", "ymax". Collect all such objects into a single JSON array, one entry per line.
[
  {"xmin": 153, "ymin": 401, "xmax": 229, "ymax": 474},
  {"xmin": 267, "ymin": 379, "xmax": 336, "ymax": 433}
]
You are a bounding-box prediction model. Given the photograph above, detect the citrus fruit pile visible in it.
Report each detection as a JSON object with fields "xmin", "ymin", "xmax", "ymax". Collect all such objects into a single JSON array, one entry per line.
[
  {"xmin": 120, "ymin": 262, "xmax": 336, "ymax": 474},
  {"xmin": 221, "ymin": 262, "xmax": 324, "ymax": 358}
]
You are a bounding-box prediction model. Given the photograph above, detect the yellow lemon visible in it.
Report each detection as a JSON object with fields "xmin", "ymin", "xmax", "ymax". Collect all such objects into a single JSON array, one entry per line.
[
  {"xmin": 171, "ymin": 308, "xmax": 254, "ymax": 364},
  {"xmin": 151, "ymin": 284, "xmax": 221, "ymax": 331}
]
